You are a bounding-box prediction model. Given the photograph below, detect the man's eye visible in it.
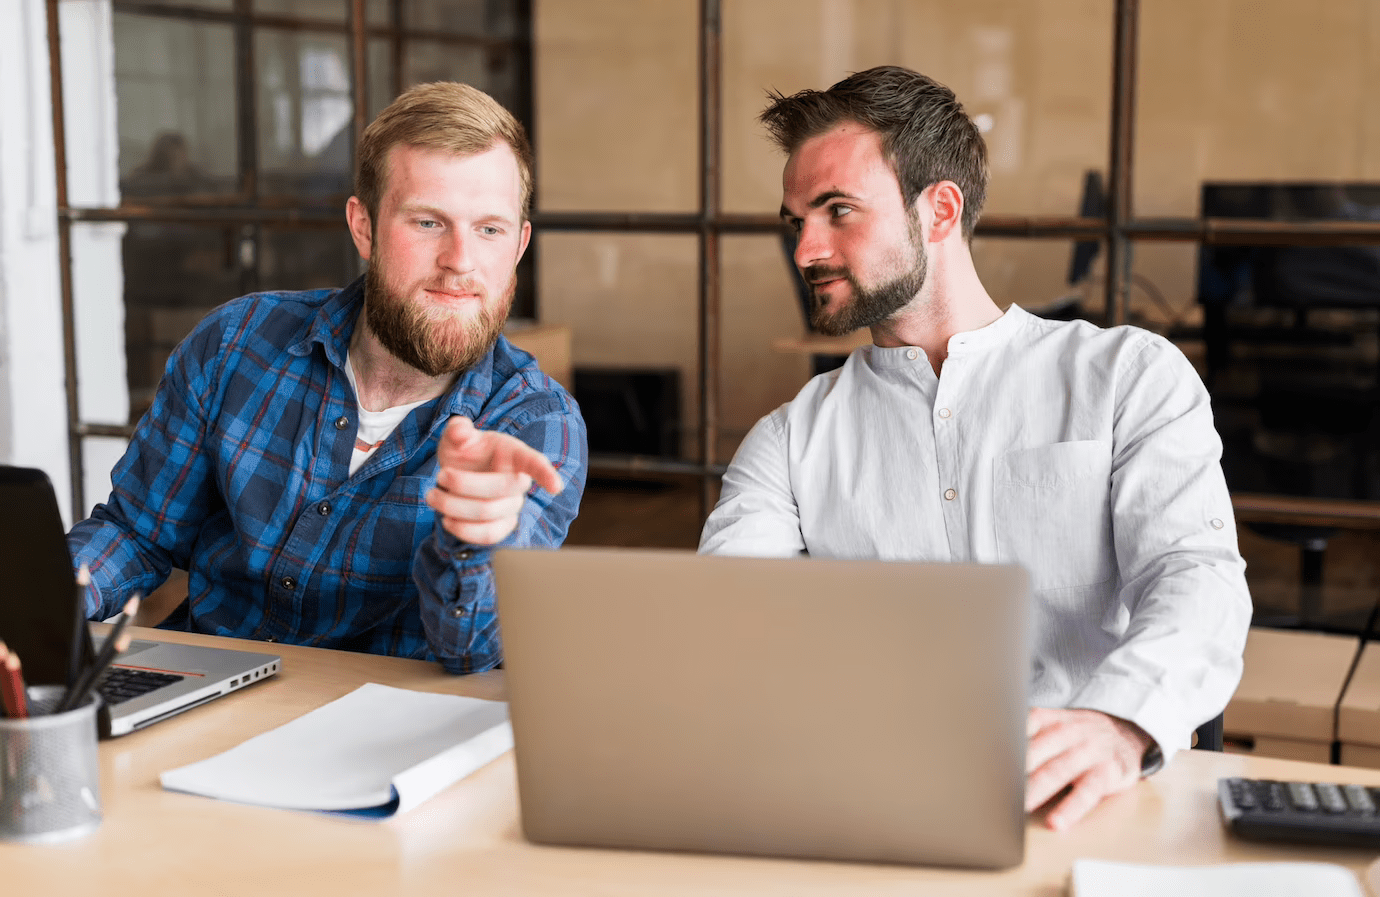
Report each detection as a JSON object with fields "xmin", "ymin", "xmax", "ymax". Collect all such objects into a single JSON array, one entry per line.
[
  {"xmin": 787, "ymin": 219, "xmax": 802, "ymax": 233},
  {"xmin": 480, "ymin": 225, "xmax": 501, "ymax": 236},
  {"xmin": 417, "ymin": 219, "xmax": 440, "ymax": 229},
  {"xmin": 831, "ymin": 205, "xmax": 852, "ymax": 219}
]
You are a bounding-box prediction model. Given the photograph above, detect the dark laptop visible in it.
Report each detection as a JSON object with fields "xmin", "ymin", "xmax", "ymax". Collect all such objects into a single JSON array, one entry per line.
[{"xmin": 0, "ymin": 465, "xmax": 280, "ymax": 736}]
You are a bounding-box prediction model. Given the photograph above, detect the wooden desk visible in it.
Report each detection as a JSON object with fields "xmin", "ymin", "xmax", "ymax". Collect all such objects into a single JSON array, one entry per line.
[{"xmin": 7, "ymin": 627, "xmax": 1380, "ymax": 896}]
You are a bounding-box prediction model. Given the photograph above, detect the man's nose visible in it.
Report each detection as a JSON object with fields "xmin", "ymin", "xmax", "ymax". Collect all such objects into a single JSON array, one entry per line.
[
  {"xmin": 793, "ymin": 221, "xmax": 832, "ymax": 270},
  {"xmin": 438, "ymin": 229, "xmax": 474, "ymax": 272}
]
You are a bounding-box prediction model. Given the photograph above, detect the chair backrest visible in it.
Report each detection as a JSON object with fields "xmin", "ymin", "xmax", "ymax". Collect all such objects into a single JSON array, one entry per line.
[{"xmin": 1194, "ymin": 713, "xmax": 1224, "ymax": 751}]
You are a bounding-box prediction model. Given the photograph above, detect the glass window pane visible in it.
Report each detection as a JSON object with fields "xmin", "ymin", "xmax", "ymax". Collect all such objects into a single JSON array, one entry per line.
[
  {"xmin": 253, "ymin": 0, "xmax": 347, "ymax": 21},
  {"xmin": 535, "ymin": 0, "xmax": 698, "ymax": 213},
  {"xmin": 367, "ymin": 0, "xmax": 392, "ymax": 27},
  {"xmin": 1137, "ymin": 0, "xmax": 1380, "ymax": 216},
  {"xmin": 537, "ymin": 233, "xmax": 699, "ymax": 459},
  {"xmin": 113, "ymin": 13, "xmax": 238, "ymax": 197},
  {"xmin": 721, "ymin": 0, "xmax": 1113, "ymax": 217},
  {"xmin": 256, "ymin": 29, "xmax": 355, "ymax": 200},
  {"xmin": 399, "ymin": 40, "xmax": 519, "ymax": 115},
  {"xmin": 259, "ymin": 227, "xmax": 362, "ymax": 291},
  {"xmin": 404, "ymin": 0, "xmax": 517, "ymax": 38},
  {"xmin": 720, "ymin": 235, "xmax": 815, "ymax": 460},
  {"xmin": 972, "ymin": 237, "xmax": 1094, "ymax": 318},
  {"xmin": 122, "ymin": 223, "xmax": 244, "ymax": 411},
  {"xmin": 82, "ymin": 437, "xmax": 132, "ymax": 520},
  {"xmin": 368, "ymin": 38, "xmax": 395, "ymax": 119},
  {"xmin": 72, "ymin": 223, "xmax": 130, "ymax": 427}
]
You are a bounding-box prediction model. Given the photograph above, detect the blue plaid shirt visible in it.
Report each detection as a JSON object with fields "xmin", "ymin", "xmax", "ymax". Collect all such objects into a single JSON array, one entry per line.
[{"xmin": 68, "ymin": 277, "xmax": 587, "ymax": 673}]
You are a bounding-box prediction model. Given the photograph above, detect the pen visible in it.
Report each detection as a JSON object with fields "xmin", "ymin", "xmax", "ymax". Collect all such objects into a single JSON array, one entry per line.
[
  {"xmin": 0, "ymin": 642, "xmax": 30, "ymax": 720},
  {"xmin": 67, "ymin": 563, "xmax": 91, "ymax": 691},
  {"xmin": 58, "ymin": 593, "xmax": 140, "ymax": 714}
]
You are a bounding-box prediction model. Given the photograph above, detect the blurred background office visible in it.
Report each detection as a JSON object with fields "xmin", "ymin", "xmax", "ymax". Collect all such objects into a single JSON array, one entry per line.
[{"xmin": 2, "ymin": 0, "xmax": 1379, "ymax": 633}]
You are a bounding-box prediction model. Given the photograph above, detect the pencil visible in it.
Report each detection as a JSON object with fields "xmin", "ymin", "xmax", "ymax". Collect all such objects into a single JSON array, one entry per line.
[
  {"xmin": 67, "ymin": 563, "xmax": 92, "ymax": 690},
  {"xmin": 0, "ymin": 642, "xmax": 30, "ymax": 720},
  {"xmin": 57, "ymin": 594, "xmax": 141, "ymax": 714}
]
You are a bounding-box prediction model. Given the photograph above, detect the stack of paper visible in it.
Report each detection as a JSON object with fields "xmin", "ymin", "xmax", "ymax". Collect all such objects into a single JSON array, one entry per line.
[
  {"xmin": 161, "ymin": 683, "xmax": 512, "ymax": 818},
  {"xmin": 1071, "ymin": 859, "xmax": 1364, "ymax": 897}
]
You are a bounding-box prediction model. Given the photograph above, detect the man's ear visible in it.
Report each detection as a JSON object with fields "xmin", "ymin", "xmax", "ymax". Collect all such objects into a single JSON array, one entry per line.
[
  {"xmin": 345, "ymin": 196, "xmax": 373, "ymax": 261},
  {"xmin": 917, "ymin": 181, "xmax": 965, "ymax": 244}
]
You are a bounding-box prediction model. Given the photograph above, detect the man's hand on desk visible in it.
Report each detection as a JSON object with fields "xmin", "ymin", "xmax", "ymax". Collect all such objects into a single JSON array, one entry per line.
[
  {"xmin": 1025, "ymin": 707, "xmax": 1154, "ymax": 832},
  {"xmin": 426, "ymin": 416, "xmax": 564, "ymax": 546}
]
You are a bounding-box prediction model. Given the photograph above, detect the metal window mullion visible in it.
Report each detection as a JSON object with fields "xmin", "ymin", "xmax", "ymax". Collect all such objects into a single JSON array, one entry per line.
[
  {"xmin": 696, "ymin": 0, "xmax": 722, "ymax": 520},
  {"xmin": 349, "ymin": 0, "xmax": 368, "ymax": 151},
  {"xmin": 1105, "ymin": 0, "xmax": 1139, "ymax": 327},
  {"xmin": 44, "ymin": 0, "xmax": 86, "ymax": 521}
]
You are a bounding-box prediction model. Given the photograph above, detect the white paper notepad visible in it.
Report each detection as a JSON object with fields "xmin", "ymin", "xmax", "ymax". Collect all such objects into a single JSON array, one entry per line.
[
  {"xmin": 1070, "ymin": 859, "xmax": 1364, "ymax": 897},
  {"xmin": 160, "ymin": 683, "xmax": 512, "ymax": 818}
]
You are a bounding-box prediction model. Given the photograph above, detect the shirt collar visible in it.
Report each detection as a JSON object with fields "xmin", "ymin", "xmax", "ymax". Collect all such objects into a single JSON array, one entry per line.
[
  {"xmin": 288, "ymin": 274, "xmax": 365, "ymax": 369},
  {"xmin": 944, "ymin": 303, "xmax": 1028, "ymax": 355},
  {"xmin": 868, "ymin": 303, "xmax": 1029, "ymax": 369}
]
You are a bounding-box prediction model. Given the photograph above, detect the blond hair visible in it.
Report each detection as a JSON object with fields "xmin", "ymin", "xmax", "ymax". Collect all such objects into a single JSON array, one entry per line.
[{"xmin": 354, "ymin": 81, "xmax": 533, "ymax": 223}]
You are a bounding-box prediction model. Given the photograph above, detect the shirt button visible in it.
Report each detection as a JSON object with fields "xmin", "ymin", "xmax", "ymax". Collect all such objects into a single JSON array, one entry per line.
[
  {"xmin": 943, "ymin": 488, "xmax": 957, "ymax": 501},
  {"xmin": 281, "ymin": 576, "xmax": 296, "ymax": 591},
  {"xmin": 317, "ymin": 501, "xmax": 331, "ymax": 516},
  {"xmin": 451, "ymin": 607, "xmax": 464, "ymax": 618},
  {"xmin": 456, "ymin": 549, "xmax": 474, "ymax": 561},
  {"xmin": 1211, "ymin": 518, "xmax": 1225, "ymax": 530},
  {"xmin": 334, "ymin": 415, "xmax": 350, "ymax": 430},
  {"xmin": 938, "ymin": 407, "xmax": 952, "ymax": 419},
  {"xmin": 906, "ymin": 348, "xmax": 919, "ymax": 361}
]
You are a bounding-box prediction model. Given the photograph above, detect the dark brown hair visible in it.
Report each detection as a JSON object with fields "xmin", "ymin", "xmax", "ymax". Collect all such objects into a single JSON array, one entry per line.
[
  {"xmin": 761, "ymin": 66, "xmax": 988, "ymax": 240},
  {"xmin": 354, "ymin": 81, "xmax": 533, "ymax": 224}
]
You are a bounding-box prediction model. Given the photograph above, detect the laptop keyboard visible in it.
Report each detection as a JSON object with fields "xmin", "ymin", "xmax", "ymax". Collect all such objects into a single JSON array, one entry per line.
[{"xmin": 97, "ymin": 666, "xmax": 185, "ymax": 705}]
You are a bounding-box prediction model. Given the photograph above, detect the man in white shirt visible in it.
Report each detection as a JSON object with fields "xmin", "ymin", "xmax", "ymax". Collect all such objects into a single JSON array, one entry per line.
[{"xmin": 699, "ymin": 66, "xmax": 1251, "ymax": 830}]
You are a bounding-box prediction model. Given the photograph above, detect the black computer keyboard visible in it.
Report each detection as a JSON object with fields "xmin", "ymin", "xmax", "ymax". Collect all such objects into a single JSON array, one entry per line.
[
  {"xmin": 97, "ymin": 666, "xmax": 184, "ymax": 706},
  {"xmin": 1219, "ymin": 776, "xmax": 1380, "ymax": 848}
]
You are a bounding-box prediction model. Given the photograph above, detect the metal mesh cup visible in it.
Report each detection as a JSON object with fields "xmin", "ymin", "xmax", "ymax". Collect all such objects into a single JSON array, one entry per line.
[{"xmin": 0, "ymin": 684, "xmax": 102, "ymax": 843}]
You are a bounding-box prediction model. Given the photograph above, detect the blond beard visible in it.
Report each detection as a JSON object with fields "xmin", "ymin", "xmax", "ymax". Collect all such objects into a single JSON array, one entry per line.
[{"xmin": 363, "ymin": 260, "xmax": 515, "ymax": 377}]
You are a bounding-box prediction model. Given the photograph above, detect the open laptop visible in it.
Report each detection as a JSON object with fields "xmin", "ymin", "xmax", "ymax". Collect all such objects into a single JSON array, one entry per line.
[
  {"xmin": 0, "ymin": 466, "xmax": 280, "ymax": 736},
  {"xmin": 494, "ymin": 546, "xmax": 1031, "ymax": 869}
]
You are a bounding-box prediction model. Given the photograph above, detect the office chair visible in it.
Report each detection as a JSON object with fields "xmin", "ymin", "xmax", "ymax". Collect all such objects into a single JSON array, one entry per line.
[{"xmin": 1194, "ymin": 713, "xmax": 1225, "ymax": 752}]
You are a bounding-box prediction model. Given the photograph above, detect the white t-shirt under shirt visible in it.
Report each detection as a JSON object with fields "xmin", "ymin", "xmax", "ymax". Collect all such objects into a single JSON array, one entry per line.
[{"xmin": 344, "ymin": 352, "xmax": 431, "ymax": 475}]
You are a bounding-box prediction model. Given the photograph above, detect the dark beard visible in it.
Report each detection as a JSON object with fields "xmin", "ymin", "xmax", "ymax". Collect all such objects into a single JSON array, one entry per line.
[
  {"xmin": 806, "ymin": 220, "xmax": 928, "ymax": 336},
  {"xmin": 363, "ymin": 260, "xmax": 514, "ymax": 377}
]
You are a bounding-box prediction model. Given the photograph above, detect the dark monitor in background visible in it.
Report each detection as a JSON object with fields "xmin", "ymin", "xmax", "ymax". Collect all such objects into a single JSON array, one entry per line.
[
  {"xmin": 1197, "ymin": 182, "xmax": 1380, "ymax": 384},
  {"xmin": 1197, "ymin": 183, "xmax": 1380, "ymax": 309},
  {"xmin": 1196, "ymin": 185, "xmax": 1380, "ymax": 629},
  {"xmin": 1068, "ymin": 170, "xmax": 1105, "ymax": 287}
]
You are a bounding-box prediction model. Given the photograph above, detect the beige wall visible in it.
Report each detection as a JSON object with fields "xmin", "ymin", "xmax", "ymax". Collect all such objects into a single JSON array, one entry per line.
[{"xmin": 535, "ymin": 0, "xmax": 1380, "ymax": 459}]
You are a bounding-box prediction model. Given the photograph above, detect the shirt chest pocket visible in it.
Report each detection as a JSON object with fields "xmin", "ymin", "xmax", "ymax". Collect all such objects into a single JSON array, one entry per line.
[
  {"xmin": 993, "ymin": 441, "xmax": 1115, "ymax": 592},
  {"xmin": 343, "ymin": 475, "xmax": 432, "ymax": 587}
]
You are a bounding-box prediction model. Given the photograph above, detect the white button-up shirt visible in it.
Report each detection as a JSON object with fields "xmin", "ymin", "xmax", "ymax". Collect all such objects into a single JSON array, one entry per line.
[{"xmin": 700, "ymin": 305, "xmax": 1250, "ymax": 758}]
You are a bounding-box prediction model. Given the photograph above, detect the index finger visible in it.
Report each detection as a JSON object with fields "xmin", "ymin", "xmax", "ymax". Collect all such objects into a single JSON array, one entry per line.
[{"xmin": 506, "ymin": 441, "xmax": 564, "ymax": 496}]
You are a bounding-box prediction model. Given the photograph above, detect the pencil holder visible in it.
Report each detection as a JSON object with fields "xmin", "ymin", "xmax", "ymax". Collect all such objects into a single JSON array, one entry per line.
[{"xmin": 0, "ymin": 684, "xmax": 102, "ymax": 844}]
